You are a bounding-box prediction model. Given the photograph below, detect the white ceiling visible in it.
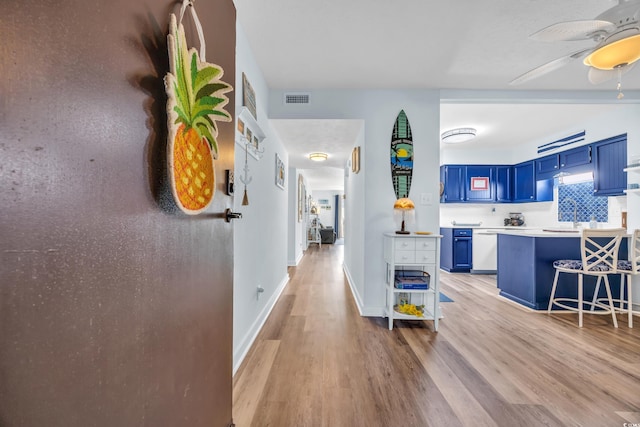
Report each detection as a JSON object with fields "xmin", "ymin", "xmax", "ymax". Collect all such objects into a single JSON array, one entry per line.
[{"xmin": 234, "ymin": 0, "xmax": 640, "ymax": 190}]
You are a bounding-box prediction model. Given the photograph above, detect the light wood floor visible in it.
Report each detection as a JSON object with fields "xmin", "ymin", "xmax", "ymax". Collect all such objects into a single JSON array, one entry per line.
[{"xmin": 233, "ymin": 243, "xmax": 640, "ymax": 427}]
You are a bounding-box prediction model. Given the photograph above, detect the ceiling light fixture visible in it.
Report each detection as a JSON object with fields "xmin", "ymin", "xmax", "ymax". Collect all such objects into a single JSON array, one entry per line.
[
  {"xmin": 441, "ymin": 128, "xmax": 477, "ymax": 144},
  {"xmin": 583, "ymin": 33, "xmax": 640, "ymax": 70},
  {"xmin": 308, "ymin": 152, "xmax": 328, "ymax": 161}
]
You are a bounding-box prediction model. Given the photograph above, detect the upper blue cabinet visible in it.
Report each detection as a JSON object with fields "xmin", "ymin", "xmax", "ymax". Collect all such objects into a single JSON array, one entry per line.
[
  {"xmin": 513, "ymin": 161, "xmax": 536, "ymax": 202},
  {"xmin": 496, "ymin": 166, "xmax": 513, "ymax": 202},
  {"xmin": 441, "ymin": 165, "xmax": 466, "ymax": 202},
  {"xmin": 465, "ymin": 165, "xmax": 495, "ymax": 202},
  {"xmin": 593, "ymin": 134, "xmax": 627, "ymax": 196},
  {"xmin": 440, "ymin": 133, "xmax": 626, "ymax": 203},
  {"xmin": 536, "ymin": 144, "xmax": 592, "ymax": 180}
]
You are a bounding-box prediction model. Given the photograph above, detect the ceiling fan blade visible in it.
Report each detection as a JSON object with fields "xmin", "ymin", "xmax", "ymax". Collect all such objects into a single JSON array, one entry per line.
[
  {"xmin": 530, "ymin": 20, "xmax": 616, "ymax": 41},
  {"xmin": 588, "ymin": 62, "xmax": 636, "ymax": 84},
  {"xmin": 509, "ymin": 48, "xmax": 593, "ymax": 85}
]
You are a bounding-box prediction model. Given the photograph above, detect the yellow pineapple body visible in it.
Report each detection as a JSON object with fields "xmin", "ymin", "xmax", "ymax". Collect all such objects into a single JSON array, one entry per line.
[{"xmin": 173, "ymin": 124, "xmax": 214, "ymax": 211}]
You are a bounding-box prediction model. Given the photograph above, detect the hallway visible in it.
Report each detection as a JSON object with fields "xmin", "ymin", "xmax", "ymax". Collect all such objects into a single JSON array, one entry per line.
[{"xmin": 233, "ymin": 243, "xmax": 640, "ymax": 427}]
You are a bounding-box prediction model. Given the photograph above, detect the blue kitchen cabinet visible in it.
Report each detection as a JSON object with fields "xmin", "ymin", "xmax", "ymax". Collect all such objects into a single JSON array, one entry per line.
[
  {"xmin": 465, "ymin": 165, "xmax": 495, "ymax": 202},
  {"xmin": 593, "ymin": 134, "xmax": 627, "ymax": 196},
  {"xmin": 441, "ymin": 165, "xmax": 465, "ymax": 203},
  {"xmin": 513, "ymin": 161, "xmax": 536, "ymax": 202},
  {"xmin": 536, "ymin": 154, "xmax": 559, "ymax": 180},
  {"xmin": 536, "ymin": 145, "xmax": 592, "ymax": 180},
  {"xmin": 496, "ymin": 165, "xmax": 513, "ymax": 202},
  {"xmin": 559, "ymin": 144, "xmax": 592, "ymax": 171},
  {"xmin": 440, "ymin": 228, "xmax": 472, "ymax": 272}
]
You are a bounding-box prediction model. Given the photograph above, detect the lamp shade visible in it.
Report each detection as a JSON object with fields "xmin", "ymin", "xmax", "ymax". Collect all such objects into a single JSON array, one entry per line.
[{"xmin": 394, "ymin": 197, "xmax": 415, "ymax": 210}]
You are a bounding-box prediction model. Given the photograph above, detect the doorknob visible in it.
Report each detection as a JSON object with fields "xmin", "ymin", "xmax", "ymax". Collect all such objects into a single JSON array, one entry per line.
[{"xmin": 225, "ymin": 208, "xmax": 242, "ymax": 222}]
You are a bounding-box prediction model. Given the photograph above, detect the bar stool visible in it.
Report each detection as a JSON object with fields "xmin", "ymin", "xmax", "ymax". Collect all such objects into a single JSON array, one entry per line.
[
  {"xmin": 592, "ymin": 228, "xmax": 640, "ymax": 328},
  {"xmin": 547, "ymin": 228, "xmax": 626, "ymax": 328}
]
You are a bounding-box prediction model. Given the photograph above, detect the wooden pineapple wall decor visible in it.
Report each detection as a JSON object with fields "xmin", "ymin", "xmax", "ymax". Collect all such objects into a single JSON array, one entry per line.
[{"xmin": 165, "ymin": 1, "xmax": 233, "ymax": 214}]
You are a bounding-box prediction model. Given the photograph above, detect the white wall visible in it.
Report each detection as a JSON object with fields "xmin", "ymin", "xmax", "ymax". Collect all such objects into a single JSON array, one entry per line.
[
  {"xmin": 343, "ymin": 128, "xmax": 366, "ymax": 312},
  {"xmin": 311, "ymin": 190, "xmax": 340, "ymax": 228},
  {"xmin": 269, "ymin": 89, "xmax": 441, "ymax": 316},
  {"xmin": 233, "ymin": 24, "xmax": 289, "ymax": 373},
  {"xmin": 288, "ymin": 169, "xmax": 308, "ymax": 265}
]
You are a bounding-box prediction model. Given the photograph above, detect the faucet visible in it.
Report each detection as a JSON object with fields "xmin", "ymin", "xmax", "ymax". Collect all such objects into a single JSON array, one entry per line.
[{"xmin": 562, "ymin": 197, "xmax": 579, "ymax": 228}]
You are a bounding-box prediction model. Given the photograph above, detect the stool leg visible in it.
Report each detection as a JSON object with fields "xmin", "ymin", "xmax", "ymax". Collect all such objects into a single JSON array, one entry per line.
[
  {"xmin": 590, "ymin": 276, "xmax": 603, "ymax": 312},
  {"xmin": 620, "ymin": 274, "xmax": 626, "ymax": 311},
  {"xmin": 578, "ymin": 273, "xmax": 583, "ymax": 328},
  {"xmin": 628, "ymin": 274, "xmax": 633, "ymax": 328},
  {"xmin": 603, "ymin": 275, "xmax": 618, "ymax": 328},
  {"xmin": 548, "ymin": 269, "xmax": 560, "ymax": 313}
]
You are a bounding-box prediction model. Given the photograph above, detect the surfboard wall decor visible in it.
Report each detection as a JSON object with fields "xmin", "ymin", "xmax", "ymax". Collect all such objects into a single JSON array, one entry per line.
[{"xmin": 390, "ymin": 110, "xmax": 413, "ymax": 199}]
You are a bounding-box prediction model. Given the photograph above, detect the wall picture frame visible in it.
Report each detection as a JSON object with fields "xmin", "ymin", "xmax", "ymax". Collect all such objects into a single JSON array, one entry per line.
[
  {"xmin": 242, "ymin": 73, "xmax": 257, "ymax": 120},
  {"xmin": 351, "ymin": 146, "xmax": 361, "ymax": 173},
  {"xmin": 470, "ymin": 177, "xmax": 489, "ymax": 191},
  {"xmin": 298, "ymin": 175, "xmax": 304, "ymax": 222},
  {"xmin": 275, "ymin": 153, "xmax": 285, "ymax": 190}
]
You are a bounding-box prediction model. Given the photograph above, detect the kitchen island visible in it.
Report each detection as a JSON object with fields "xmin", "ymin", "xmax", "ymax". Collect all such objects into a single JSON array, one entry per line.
[{"xmin": 496, "ymin": 229, "xmax": 626, "ymax": 310}]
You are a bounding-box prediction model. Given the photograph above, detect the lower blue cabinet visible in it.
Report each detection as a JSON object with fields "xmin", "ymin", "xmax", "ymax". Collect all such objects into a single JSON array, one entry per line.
[{"xmin": 440, "ymin": 228, "xmax": 472, "ymax": 272}]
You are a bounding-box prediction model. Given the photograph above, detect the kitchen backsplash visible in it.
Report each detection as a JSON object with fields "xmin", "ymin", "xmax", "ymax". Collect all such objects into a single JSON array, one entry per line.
[
  {"xmin": 557, "ymin": 182, "xmax": 608, "ymax": 223},
  {"xmin": 440, "ymin": 187, "xmax": 626, "ymax": 228}
]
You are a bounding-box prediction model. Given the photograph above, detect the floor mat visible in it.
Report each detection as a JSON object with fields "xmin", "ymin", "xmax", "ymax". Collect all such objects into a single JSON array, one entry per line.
[{"xmin": 440, "ymin": 292, "xmax": 454, "ymax": 302}]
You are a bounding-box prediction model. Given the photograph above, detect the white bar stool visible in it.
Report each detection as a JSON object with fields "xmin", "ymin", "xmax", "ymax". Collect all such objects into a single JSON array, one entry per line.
[{"xmin": 548, "ymin": 228, "xmax": 626, "ymax": 328}]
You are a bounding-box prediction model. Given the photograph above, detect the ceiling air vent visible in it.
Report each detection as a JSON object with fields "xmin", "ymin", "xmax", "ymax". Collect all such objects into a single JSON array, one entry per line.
[{"xmin": 284, "ymin": 93, "xmax": 310, "ymax": 105}]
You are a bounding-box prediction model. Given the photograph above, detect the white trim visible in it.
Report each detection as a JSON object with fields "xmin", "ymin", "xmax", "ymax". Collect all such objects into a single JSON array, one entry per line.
[
  {"xmin": 342, "ymin": 263, "xmax": 386, "ymax": 317},
  {"xmin": 233, "ymin": 273, "xmax": 289, "ymax": 375},
  {"xmin": 287, "ymin": 251, "xmax": 304, "ymax": 267}
]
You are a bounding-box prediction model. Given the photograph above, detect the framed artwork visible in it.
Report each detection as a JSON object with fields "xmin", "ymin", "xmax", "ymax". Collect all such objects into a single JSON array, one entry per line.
[
  {"xmin": 351, "ymin": 146, "xmax": 361, "ymax": 173},
  {"xmin": 298, "ymin": 175, "xmax": 304, "ymax": 222},
  {"xmin": 242, "ymin": 73, "xmax": 257, "ymax": 120},
  {"xmin": 275, "ymin": 153, "xmax": 285, "ymax": 189},
  {"xmin": 471, "ymin": 177, "xmax": 489, "ymax": 190},
  {"xmin": 237, "ymin": 118, "xmax": 245, "ymax": 135},
  {"xmin": 253, "ymin": 135, "xmax": 259, "ymax": 151},
  {"xmin": 246, "ymin": 128, "xmax": 253, "ymax": 144}
]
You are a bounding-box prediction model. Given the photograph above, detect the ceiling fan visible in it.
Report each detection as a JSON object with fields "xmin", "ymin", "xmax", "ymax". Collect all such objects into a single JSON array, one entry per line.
[{"xmin": 510, "ymin": 0, "xmax": 640, "ymax": 95}]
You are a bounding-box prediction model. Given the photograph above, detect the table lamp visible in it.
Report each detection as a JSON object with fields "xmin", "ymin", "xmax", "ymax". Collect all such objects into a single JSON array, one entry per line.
[{"xmin": 393, "ymin": 197, "xmax": 415, "ymax": 234}]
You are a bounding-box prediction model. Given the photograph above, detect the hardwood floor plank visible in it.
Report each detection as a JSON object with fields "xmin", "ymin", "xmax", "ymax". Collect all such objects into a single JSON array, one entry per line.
[
  {"xmin": 233, "ymin": 245, "xmax": 640, "ymax": 427},
  {"xmin": 232, "ymin": 340, "xmax": 280, "ymax": 427}
]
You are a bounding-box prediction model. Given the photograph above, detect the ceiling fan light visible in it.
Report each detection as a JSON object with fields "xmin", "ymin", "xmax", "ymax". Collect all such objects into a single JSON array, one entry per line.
[
  {"xmin": 584, "ymin": 34, "xmax": 640, "ymax": 70},
  {"xmin": 441, "ymin": 127, "xmax": 477, "ymax": 144},
  {"xmin": 308, "ymin": 152, "xmax": 328, "ymax": 161}
]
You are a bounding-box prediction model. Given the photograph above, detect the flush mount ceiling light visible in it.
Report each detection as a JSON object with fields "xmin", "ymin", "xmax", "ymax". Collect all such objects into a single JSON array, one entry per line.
[
  {"xmin": 441, "ymin": 128, "xmax": 477, "ymax": 144},
  {"xmin": 308, "ymin": 152, "xmax": 328, "ymax": 161}
]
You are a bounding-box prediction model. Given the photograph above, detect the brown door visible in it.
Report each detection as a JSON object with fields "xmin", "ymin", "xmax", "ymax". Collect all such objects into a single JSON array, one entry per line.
[{"xmin": 0, "ymin": 1, "xmax": 236, "ymax": 426}]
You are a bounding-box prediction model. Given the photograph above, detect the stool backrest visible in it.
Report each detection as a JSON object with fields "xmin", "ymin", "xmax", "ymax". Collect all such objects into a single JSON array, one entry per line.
[
  {"xmin": 581, "ymin": 228, "xmax": 626, "ymax": 272},
  {"xmin": 631, "ymin": 228, "xmax": 640, "ymax": 275}
]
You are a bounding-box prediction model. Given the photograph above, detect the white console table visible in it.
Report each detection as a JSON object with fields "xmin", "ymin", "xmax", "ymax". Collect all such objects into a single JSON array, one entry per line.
[{"xmin": 383, "ymin": 232, "xmax": 442, "ymax": 331}]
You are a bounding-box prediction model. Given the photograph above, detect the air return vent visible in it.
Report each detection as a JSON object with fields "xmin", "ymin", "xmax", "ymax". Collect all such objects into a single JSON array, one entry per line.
[{"xmin": 284, "ymin": 93, "xmax": 310, "ymax": 104}]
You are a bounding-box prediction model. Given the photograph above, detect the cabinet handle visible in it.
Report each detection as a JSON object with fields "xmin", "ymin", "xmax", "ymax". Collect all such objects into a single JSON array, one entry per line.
[{"xmin": 561, "ymin": 163, "xmax": 565, "ymax": 167}]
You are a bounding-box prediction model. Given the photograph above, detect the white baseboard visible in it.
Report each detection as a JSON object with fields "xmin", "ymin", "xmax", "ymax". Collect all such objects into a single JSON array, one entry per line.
[
  {"xmin": 342, "ymin": 263, "xmax": 385, "ymax": 317},
  {"xmin": 232, "ymin": 274, "xmax": 289, "ymax": 375}
]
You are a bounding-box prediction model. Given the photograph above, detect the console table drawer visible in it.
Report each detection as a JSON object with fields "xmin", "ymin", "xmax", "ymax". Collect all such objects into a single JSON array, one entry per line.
[
  {"xmin": 416, "ymin": 239, "xmax": 436, "ymax": 251},
  {"xmin": 415, "ymin": 250, "xmax": 436, "ymax": 264},
  {"xmin": 395, "ymin": 239, "xmax": 416, "ymax": 251},
  {"xmin": 395, "ymin": 250, "xmax": 416, "ymax": 263}
]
